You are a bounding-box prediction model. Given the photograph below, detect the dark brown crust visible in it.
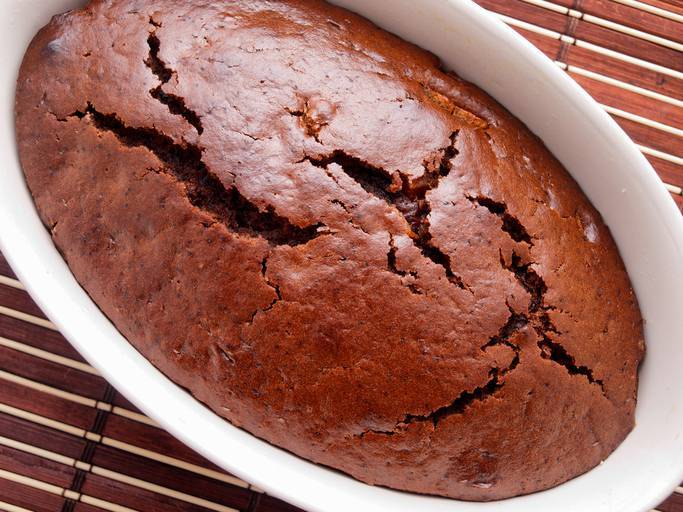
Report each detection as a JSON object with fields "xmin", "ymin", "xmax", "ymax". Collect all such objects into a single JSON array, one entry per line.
[{"xmin": 15, "ymin": 0, "xmax": 644, "ymax": 501}]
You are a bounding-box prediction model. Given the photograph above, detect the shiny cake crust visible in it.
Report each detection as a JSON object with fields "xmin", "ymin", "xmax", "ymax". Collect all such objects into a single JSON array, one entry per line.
[{"xmin": 15, "ymin": 0, "xmax": 644, "ymax": 500}]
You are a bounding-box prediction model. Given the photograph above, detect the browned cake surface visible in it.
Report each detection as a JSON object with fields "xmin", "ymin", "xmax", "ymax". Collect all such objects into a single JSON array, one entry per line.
[{"xmin": 15, "ymin": 0, "xmax": 644, "ymax": 501}]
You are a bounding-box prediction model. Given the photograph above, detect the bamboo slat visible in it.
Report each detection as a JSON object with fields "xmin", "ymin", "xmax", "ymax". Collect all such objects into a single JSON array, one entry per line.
[
  {"xmin": 91, "ymin": 445, "xmax": 252, "ymax": 510},
  {"xmin": 0, "ymin": 413, "xmax": 87, "ymax": 461},
  {"xmin": 0, "ymin": 477, "xmax": 65, "ymax": 512},
  {"xmin": 0, "ymin": 313, "xmax": 85, "ymax": 362},
  {"xmin": 0, "ymin": 285, "xmax": 45, "ymax": 320},
  {"xmin": 581, "ymin": 0, "xmax": 683, "ymax": 41},
  {"xmin": 102, "ymin": 414, "xmax": 225, "ymax": 474}
]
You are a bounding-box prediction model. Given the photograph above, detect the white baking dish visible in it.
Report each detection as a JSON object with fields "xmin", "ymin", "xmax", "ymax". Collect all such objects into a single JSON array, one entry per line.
[{"xmin": 1, "ymin": 0, "xmax": 682, "ymax": 510}]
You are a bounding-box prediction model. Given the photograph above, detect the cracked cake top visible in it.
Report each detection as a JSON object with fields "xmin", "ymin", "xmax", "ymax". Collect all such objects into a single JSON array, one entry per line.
[{"xmin": 15, "ymin": 0, "xmax": 644, "ymax": 501}]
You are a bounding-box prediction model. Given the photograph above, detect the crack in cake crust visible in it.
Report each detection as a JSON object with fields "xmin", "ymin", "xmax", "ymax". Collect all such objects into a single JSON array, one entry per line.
[
  {"xmin": 360, "ymin": 310, "xmax": 525, "ymax": 436},
  {"xmin": 65, "ymin": 105, "xmax": 322, "ymax": 247},
  {"xmin": 471, "ymin": 198, "xmax": 609, "ymax": 397},
  {"xmin": 303, "ymin": 132, "xmax": 472, "ymax": 293},
  {"xmin": 361, "ymin": 191, "xmax": 610, "ymax": 438},
  {"xmin": 145, "ymin": 21, "xmax": 204, "ymax": 134},
  {"xmin": 386, "ymin": 234, "xmax": 423, "ymax": 295},
  {"xmin": 467, "ymin": 195, "xmax": 534, "ymax": 246},
  {"xmin": 246, "ymin": 255, "xmax": 282, "ymax": 326}
]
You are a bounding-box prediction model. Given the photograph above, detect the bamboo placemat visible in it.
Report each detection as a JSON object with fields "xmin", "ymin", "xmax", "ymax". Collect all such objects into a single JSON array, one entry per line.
[
  {"xmin": 1, "ymin": 0, "xmax": 681, "ymax": 511},
  {"xmin": 477, "ymin": 0, "xmax": 683, "ymax": 215}
]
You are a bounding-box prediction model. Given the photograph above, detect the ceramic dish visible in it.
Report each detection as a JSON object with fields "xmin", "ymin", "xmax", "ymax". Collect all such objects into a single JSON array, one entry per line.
[{"xmin": 1, "ymin": 1, "xmax": 682, "ymax": 511}]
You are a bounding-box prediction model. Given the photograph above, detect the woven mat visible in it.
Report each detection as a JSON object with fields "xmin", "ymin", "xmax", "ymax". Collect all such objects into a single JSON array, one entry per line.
[{"xmin": 1, "ymin": 0, "xmax": 681, "ymax": 511}]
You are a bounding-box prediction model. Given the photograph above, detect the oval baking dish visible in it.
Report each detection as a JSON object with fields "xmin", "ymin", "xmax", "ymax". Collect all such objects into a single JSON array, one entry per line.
[{"xmin": 1, "ymin": 1, "xmax": 682, "ymax": 511}]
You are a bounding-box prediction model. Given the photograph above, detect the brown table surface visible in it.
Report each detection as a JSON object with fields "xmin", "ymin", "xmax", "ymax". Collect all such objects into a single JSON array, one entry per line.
[{"xmin": 1, "ymin": 0, "xmax": 682, "ymax": 511}]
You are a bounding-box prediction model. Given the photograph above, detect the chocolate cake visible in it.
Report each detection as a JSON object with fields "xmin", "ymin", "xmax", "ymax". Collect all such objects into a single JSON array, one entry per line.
[{"xmin": 15, "ymin": 0, "xmax": 644, "ymax": 500}]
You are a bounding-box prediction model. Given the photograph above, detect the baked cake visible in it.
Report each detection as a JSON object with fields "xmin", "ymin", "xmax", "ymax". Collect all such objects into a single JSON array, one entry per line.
[{"xmin": 15, "ymin": 0, "xmax": 644, "ymax": 500}]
